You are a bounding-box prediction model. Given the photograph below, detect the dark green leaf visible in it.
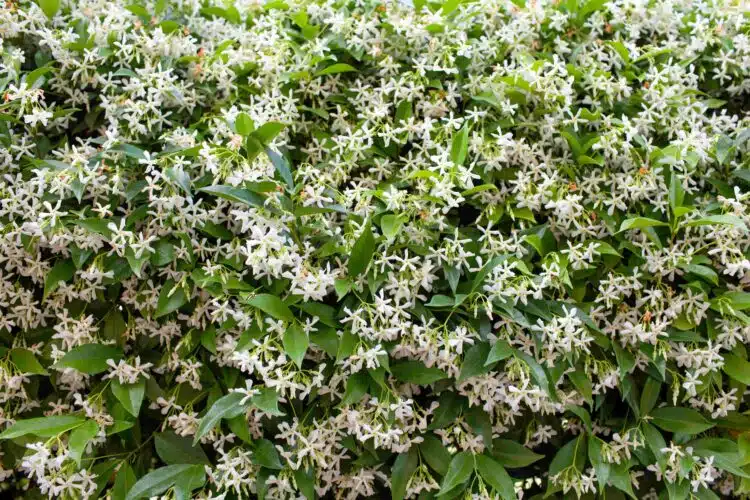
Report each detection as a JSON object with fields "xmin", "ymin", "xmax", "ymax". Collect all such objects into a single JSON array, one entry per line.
[
  {"xmin": 251, "ymin": 387, "xmax": 285, "ymax": 416},
  {"xmin": 198, "ymin": 185, "xmax": 265, "ymax": 208},
  {"xmin": 491, "ymin": 439, "xmax": 544, "ymax": 468},
  {"xmin": 450, "ymin": 123, "xmax": 470, "ymax": 166},
  {"xmin": 10, "ymin": 348, "xmax": 48, "ymax": 375},
  {"xmin": 618, "ymin": 217, "xmax": 669, "ymax": 232},
  {"xmin": 391, "ymin": 448, "xmax": 419, "ymax": 500},
  {"xmin": 458, "ymin": 342, "xmax": 492, "ymax": 382},
  {"xmin": 283, "ymin": 323, "xmax": 308, "ymax": 369},
  {"xmin": 194, "ymin": 392, "xmax": 246, "ymax": 444},
  {"xmin": 111, "ymin": 379, "xmax": 146, "ymax": 418},
  {"xmin": 253, "ymin": 439, "xmax": 283, "ymax": 469},
  {"xmin": 155, "ymin": 431, "xmax": 210, "ymax": 465},
  {"xmin": 37, "ymin": 0, "xmax": 60, "ymax": 18},
  {"xmin": 315, "ymin": 63, "xmax": 357, "ymax": 76},
  {"xmin": 155, "ymin": 280, "xmax": 188, "ymax": 318},
  {"xmin": 650, "ymin": 406, "xmax": 714, "ymax": 434},
  {"xmin": 723, "ymin": 354, "xmax": 750, "ymax": 385},
  {"xmin": 391, "ymin": 360, "xmax": 449, "ymax": 384},
  {"xmin": 56, "ymin": 344, "xmax": 123, "ymax": 374},
  {"xmin": 247, "ymin": 293, "xmax": 295, "ymax": 322},
  {"xmin": 0, "ymin": 415, "xmax": 86, "ymax": 439},
  {"xmin": 475, "ymin": 455, "xmax": 515, "ymax": 499},
  {"xmin": 348, "ymin": 220, "xmax": 375, "ymax": 278},
  {"xmin": 438, "ymin": 451, "xmax": 474, "ymax": 495},
  {"xmin": 125, "ymin": 464, "xmax": 200, "ymax": 500},
  {"xmin": 419, "ymin": 434, "xmax": 451, "ymax": 475},
  {"xmin": 44, "ymin": 259, "xmax": 76, "ymax": 300},
  {"xmin": 235, "ymin": 112, "xmax": 254, "ymax": 136},
  {"xmin": 69, "ymin": 420, "xmax": 99, "ymax": 466}
]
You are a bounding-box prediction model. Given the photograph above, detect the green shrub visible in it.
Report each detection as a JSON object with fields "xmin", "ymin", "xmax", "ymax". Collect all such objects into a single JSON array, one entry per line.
[{"xmin": 0, "ymin": 0, "xmax": 749, "ymax": 498}]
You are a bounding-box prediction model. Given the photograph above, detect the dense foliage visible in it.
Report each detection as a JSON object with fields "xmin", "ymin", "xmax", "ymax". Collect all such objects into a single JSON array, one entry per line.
[{"xmin": 1, "ymin": 0, "xmax": 749, "ymax": 498}]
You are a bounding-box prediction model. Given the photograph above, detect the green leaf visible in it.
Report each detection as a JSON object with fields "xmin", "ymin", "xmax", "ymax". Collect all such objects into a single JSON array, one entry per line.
[
  {"xmin": 339, "ymin": 371, "xmax": 369, "ymax": 406},
  {"xmin": 380, "ymin": 214, "xmax": 403, "ymax": 241},
  {"xmin": 194, "ymin": 392, "xmax": 246, "ymax": 444},
  {"xmin": 253, "ymin": 122, "xmax": 286, "ymax": 145},
  {"xmin": 44, "ymin": 259, "xmax": 76, "ymax": 300},
  {"xmin": 391, "ymin": 448, "xmax": 419, "ymax": 500},
  {"xmin": 718, "ymin": 292, "xmax": 750, "ymax": 311},
  {"xmin": 680, "ymin": 263, "xmax": 718, "ymax": 285},
  {"xmin": 618, "ymin": 217, "xmax": 669, "ymax": 232},
  {"xmin": 348, "ymin": 220, "xmax": 375, "ymax": 278},
  {"xmin": 491, "ymin": 439, "xmax": 544, "ymax": 468},
  {"xmin": 253, "ymin": 438, "xmax": 283, "ymax": 469},
  {"xmin": 251, "ymin": 387, "xmax": 285, "ymax": 416},
  {"xmin": 420, "ymin": 435, "xmax": 452, "ymax": 475},
  {"xmin": 56, "ymin": 344, "xmax": 123, "ymax": 374},
  {"xmin": 150, "ymin": 240, "xmax": 174, "ymax": 267},
  {"xmin": 101, "ymin": 309, "xmax": 127, "ymax": 344},
  {"xmin": 485, "ymin": 340, "xmax": 513, "ymax": 367},
  {"xmin": 687, "ymin": 214, "xmax": 748, "ymax": 231},
  {"xmin": 549, "ymin": 435, "xmax": 587, "ymax": 477},
  {"xmin": 112, "ymin": 463, "xmax": 137, "ymax": 500},
  {"xmin": 606, "ymin": 40, "xmax": 631, "ymax": 63},
  {"xmin": 580, "ymin": 0, "xmax": 607, "ymax": 18},
  {"xmin": 125, "ymin": 247, "xmax": 150, "ymax": 278},
  {"xmin": 450, "ymin": 123, "xmax": 470, "ymax": 166},
  {"xmin": 74, "ymin": 218, "xmax": 112, "ymax": 237},
  {"xmin": 470, "ymin": 254, "xmax": 509, "ymax": 293},
  {"xmin": 283, "ymin": 323, "xmax": 308, "ymax": 369},
  {"xmin": 37, "ymin": 0, "xmax": 60, "ymax": 18},
  {"xmin": 247, "ymin": 293, "xmax": 294, "ymax": 322},
  {"xmin": 458, "ymin": 342, "xmax": 492, "ymax": 382},
  {"xmin": 235, "ymin": 112, "xmax": 254, "ymax": 136},
  {"xmin": 10, "ymin": 348, "xmax": 48, "ymax": 375},
  {"xmin": 465, "ymin": 406, "xmax": 493, "ymax": 453},
  {"xmin": 125, "ymin": 464, "xmax": 201, "ymax": 500},
  {"xmin": 0, "ymin": 415, "xmax": 86, "ymax": 439},
  {"xmin": 566, "ymin": 404, "xmax": 592, "ymax": 434},
  {"xmin": 69, "ymin": 420, "xmax": 99, "ymax": 466},
  {"xmin": 640, "ymin": 376, "xmax": 661, "ymax": 415},
  {"xmin": 428, "ymin": 391, "xmax": 462, "ymax": 430},
  {"xmin": 391, "ymin": 360, "xmax": 449, "ymax": 384},
  {"xmin": 111, "ymin": 379, "xmax": 146, "ymax": 418},
  {"xmin": 475, "ymin": 455, "xmax": 515, "ymax": 499},
  {"xmin": 609, "ymin": 461, "xmax": 636, "ymax": 498},
  {"xmin": 613, "ymin": 342, "xmax": 635, "ymax": 377},
  {"xmin": 650, "ymin": 406, "xmax": 714, "ymax": 434},
  {"xmin": 266, "ymin": 148, "xmax": 294, "ymax": 189},
  {"xmin": 515, "ymin": 351, "xmax": 556, "ymax": 401},
  {"xmin": 588, "ymin": 438, "xmax": 610, "ymax": 490},
  {"xmin": 568, "ymin": 369, "xmax": 593, "ymax": 406},
  {"xmin": 198, "ymin": 185, "xmax": 265, "ymax": 208},
  {"xmin": 155, "ymin": 431, "xmax": 210, "ymax": 465},
  {"xmin": 226, "ymin": 414, "xmax": 252, "ymax": 444},
  {"xmin": 642, "ymin": 421, "xmax": 667, "ymax": 461},
  {"xmin": 334, "ymin": 278, "xmax": 351, "ymax": 299},
  {"xmin": 155, "ymin": 280, "xmax": 188, "ymax": 318},
  {"xmin": 315, "ymin": 63, "xmax": 357, "ymax": 76},
  {"xmin": 173, "ymin": 465, "xmax": 206, "ymax": 500},
  {"xmin": 425, "ymin": 294, "xmax": 455, "ymax": 308},
  {"xmin": 723, "ymin": 354, "xmax": 750, "ymax": 385},
  {"xmin": 669, "ymin": 172, "xmax": 685, "ymax": 213},
  {"xmin": 438, "ymin": 451, "xmax": 474, "ymax": 495},
  {"xmin": 292, "ymin": 466, "xmax": 316, "ymax": 500},
  {"xmin": 715, "ymin": 134, "xmax": 733, "ymax": 165}
]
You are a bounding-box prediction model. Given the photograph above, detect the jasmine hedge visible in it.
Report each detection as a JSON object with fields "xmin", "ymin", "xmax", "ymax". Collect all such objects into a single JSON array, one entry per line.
[{"xmin": 1, "ymin": 0, "xmax": 750, "ymax": 499}]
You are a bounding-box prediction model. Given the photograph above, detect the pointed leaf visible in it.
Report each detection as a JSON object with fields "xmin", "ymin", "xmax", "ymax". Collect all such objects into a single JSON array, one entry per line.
[
  {"xmin": 247, "ymin": 293, "xmax": 294, "ymax": 322},
  {"xmin": 56, "ymin": 344, "xmax": 123, "ymax": 374}
]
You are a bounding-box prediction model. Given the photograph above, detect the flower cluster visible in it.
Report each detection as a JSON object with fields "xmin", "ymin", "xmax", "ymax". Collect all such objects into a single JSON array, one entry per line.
[{"xmin": 0, "ymin": 0, "xmax": 749, "ymax": 498}]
